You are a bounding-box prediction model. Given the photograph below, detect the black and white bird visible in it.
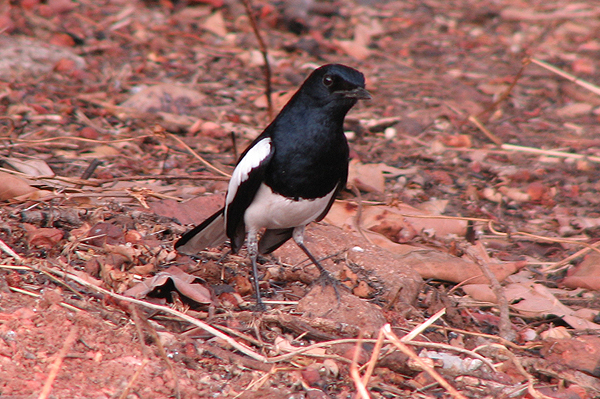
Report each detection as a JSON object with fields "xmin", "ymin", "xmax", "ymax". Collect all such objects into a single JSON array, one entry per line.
[{"xmin": 176, "ymin": 64, "xmax": 370, "ymax": 308}]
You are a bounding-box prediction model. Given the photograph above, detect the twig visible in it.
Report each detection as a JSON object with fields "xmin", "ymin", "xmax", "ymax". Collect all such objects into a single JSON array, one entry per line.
[
  {"xmin": 466, "ymin": 244, "xmax": 515, "ymax": 342},
  {"xmin": 38, "ymin": 326, "xmax": 78, "ymax": 399},
  {"xmin": 80, "ymin": 158, "xmax": 101, "ymax": 180},
  {"xmin": 488, "ymin": 221, "xmax": 600, "ymax": 254},
  {"xmin": 0, "ymin": 134, "xmax": 154, "ymax": 145},
  {"xmin": 473, "ymin": 59, "xmax": 529, "ymax": 123},
  {"xmin": 381, "ymin": 324, "xmax": 468, "ymax": 399},
  {"xmin": 130, "ymin": 305, "xmax": 180, "ymax": 399},
  {"xmin": 360, "ymin": 327, "xmax": 385, "ymax": 388},
  {"xmin": 501, "ymin": 143, "xmax": 600, "ymax": 163},
  {"xmin": 92, "ymin": 174, "xmax": 230, "ymax": 183},
  {"xmin": 530, "ymin": 57, "xmax": 600, "ymax": 97},
  {"xmin": 46, "ymin": 268, "xmax": 266, "ymax": 362},
  {"xmin": 76, "ymin": 158, "xmax": 102, "ymax": 189},
  {"xmin": 0, "ymin": 238, "xmax": 22, "ymax": 261},
  {"xmin": 468, "ymin": 115, "xmax": 503, "ymax": 147},
  {"xmin": 0, "ymin": 166, "xmax": 102, "ymax": 187},
  {"xmin": 540, "ymin": 240, "xmax": 600, "ymax": 272},
  {"xmin": 402, "ymin": 308, "xmax": 446, "ymax": 342},
  {"xmin": 350, "ymin": 185, "xmax": 373, "ymax": 245},
  {"xmin": 8, "ymin": 286, "xmax": 82, "ymax": 313},
  {"xmin": 240, "ymin": 0, "xmax": 273, "ymax": 120},
  {"xmin": 428, "ymin": 325, "xmax": 534, "ymax": 350},
  {"xmin": 350, "ymin": 333, "xmax": 371, "ymax": 399},
  {"xmin": 168, "ymin": 133, "xmax": 231, "ymax": 177},
  {"xmin": 117, "ymin": 358, "xmax": 149, "ymax": 399}
]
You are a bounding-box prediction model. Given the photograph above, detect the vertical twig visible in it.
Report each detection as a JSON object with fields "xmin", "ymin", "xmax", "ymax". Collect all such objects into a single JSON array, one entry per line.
[
  {"xmin": 38, "ymin": 327, "xmax": 78, "ymax": 399},
  {"xmin": 118, "ymin": 358, "xmax": 149, "ymax": 399},
  {"xmin": 467, "ymin": 243, "xmax": 516, "ymax": 342},
  {"xmin": 76, "ymin": 158, "xmax": 101, "ymax": 189},
  {"xmin": 473, "ymin": 59, "xmax": 529, "ymax": 121},
  {"xmin": 350, "ymin": 333, "xmax": 371, "ymax": 399},
  {"xmin": 240, "ymin": 0, "xmax": 273, "ymax": 120}
]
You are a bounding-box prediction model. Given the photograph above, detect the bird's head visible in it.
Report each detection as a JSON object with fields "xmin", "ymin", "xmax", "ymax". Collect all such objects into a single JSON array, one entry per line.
[{"xmin": 302, "ymin": 64, "xmax": 371, "ymax": 106}]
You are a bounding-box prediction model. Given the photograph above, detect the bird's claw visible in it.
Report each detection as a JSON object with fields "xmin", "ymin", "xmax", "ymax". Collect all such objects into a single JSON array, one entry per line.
[{"xmin": 315, "ymin": 270, "xmax": 345, "ymax": 302}]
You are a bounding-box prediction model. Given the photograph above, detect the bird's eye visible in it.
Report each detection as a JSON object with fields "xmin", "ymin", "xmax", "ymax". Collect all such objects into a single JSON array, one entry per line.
[{"xmin": 323, "ymin": 75, "xmax": 333, "ymax": 87}]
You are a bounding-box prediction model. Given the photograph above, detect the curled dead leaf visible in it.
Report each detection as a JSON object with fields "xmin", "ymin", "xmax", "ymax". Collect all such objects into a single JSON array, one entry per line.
[
  {"xmin": 0, "ymin": 171, "xmax": 45, "ymax": 201},
  {"xmin": 124, "ymin": 265, "xmax": 212, "ymax": 305}
]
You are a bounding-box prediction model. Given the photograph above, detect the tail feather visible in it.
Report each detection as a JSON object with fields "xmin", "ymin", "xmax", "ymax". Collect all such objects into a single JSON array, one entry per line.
[
  {"xmin": 258, "ymin": 228, "xmax": 294, "ymax": 254},
  {"xmin": 175, "ymin": 208, "xmax": 227, "ymax": 255}
]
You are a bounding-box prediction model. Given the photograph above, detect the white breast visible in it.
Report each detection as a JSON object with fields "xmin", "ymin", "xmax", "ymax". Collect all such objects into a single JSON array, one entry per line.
[{"xmin": 244, "ymin": 183, "xmax": 335, "ymax": 231}]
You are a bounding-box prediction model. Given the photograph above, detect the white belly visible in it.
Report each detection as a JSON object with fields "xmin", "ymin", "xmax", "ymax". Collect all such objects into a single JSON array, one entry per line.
[{"xmin": 244, "ymin": 183, "xmax": 335, "ymax": 231}]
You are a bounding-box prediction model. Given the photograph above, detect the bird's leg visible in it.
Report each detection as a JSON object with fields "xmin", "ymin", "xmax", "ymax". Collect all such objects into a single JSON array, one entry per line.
[
  {"xmin": 246, "ymin": 231, "xmax": 265, "ymax": 310},
  {"xmin": 292, "ymin": 226, "xmax": 341, "ymax": 300}
]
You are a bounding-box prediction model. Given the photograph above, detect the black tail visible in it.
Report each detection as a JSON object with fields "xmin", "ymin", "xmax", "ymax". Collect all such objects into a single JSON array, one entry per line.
[{"xmin": 175, "ymin": 208, "xmax": 228, "ymax": 255}]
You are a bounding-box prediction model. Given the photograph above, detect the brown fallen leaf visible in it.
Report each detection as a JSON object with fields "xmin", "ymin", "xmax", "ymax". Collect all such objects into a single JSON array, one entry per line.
[
  {"xmin": 2, "ymin": 157, "xmax": 55, "ymax": 177},
  {"xmin": 562, "ymin": 252, "xmax": 600, "ymax": 291},
  {"xmin": 27, "ymin": 228, "xmax": 64, "ymax": 249},
  {"xmin": 348, "ymin": 159, "xmax": 386, "ymax": 193},
  {"xmin": 202, "ymin": 11, "xmax": 227, "ymax": 37},
  {"xmin": 410, "ymin": 249, "xmax": 524, "ymax": 284},
  {"xmin": 124, "ymin": 265, "xmax": 212, "ymax": 305},
  {"xmin": 325, "ymin": 200, "xmax": 468, "ymax": 241},
  {"xmin": 463, "ymin": 282, "xmax": 600, "ymax": 330},
  {"xmin": 0, "ymin": 171, "xmax": 41, "ymax": 201}
]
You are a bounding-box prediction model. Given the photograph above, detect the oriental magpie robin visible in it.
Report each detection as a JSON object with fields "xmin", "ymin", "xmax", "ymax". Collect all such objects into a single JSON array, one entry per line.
[{"xmin": 176, "ymin": 64, "xmax": 370, "ymax": 308}]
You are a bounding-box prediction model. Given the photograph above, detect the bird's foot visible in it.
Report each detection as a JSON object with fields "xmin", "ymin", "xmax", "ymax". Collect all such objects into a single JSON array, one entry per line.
[
  {"xmin": 314, "ymin": 270, "xmax": 345, "ymax": 302},
  {"xmin": 252, "ymin": 300, "xmax": 267, "ymax": 312}
]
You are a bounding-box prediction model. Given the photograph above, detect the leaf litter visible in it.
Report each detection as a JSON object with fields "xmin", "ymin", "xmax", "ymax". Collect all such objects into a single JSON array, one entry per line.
[{"xmin": 0, "ymin": 0, "xmax": 600, "ymax": 398}]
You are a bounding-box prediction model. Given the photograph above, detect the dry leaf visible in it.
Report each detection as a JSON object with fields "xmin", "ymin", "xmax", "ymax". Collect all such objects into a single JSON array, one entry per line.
[
  {"xmin": 540, "ymin": 326, "xmax": 571, "ymax": 340},
  {"xmin": 123, "ymin": 265, "xmax": 212, "ymax": 305},
  {"xmin": 335, "ymin": 19, "xmax": 383, "ymax": 60},
  {"xmin": 253, "ymin": 90, "xmax": 294, "ymax": 112},
  {"xmin": 412, "ymin": 251, "xmax": 523, "ymax": 284},
  {"xmin": 203, "ymin": 11, "xmax": 227, "ymax": 37},
  {"xmin": 562, "ymin": 252, "xmax": 600, "ymax": 290},
  {"xmin": 28, "ymin": 228, "xmax": 64, "ymax": 248},
  {"xmin": 464, "ymin": 282, "xmax": 600, "ymax": 330},
  {"xmin": 0, "ymin": 171, "xmax": 39, "ymax": 201},
  {"xmin": 325, "ymin": 201, "xmax": 467, "ymax": 243},
  {"xmin": 3, "ymin": 157, "xmax": 54, "ymax": 177},
  {"xmin": 348, "ymin": 160, "xmax": 386, "ymax": 193},
  {"xmin": 540, "ymin": 335, "xmax": 600, "ymax": 377},
  {"xmin": 336, "ymin": 39, "xmax": 370, "ymax": 60}
]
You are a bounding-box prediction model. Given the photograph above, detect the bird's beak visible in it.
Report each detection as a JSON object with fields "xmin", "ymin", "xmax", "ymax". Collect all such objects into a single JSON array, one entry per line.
[{"xmin": 342, "ymin": 87, "xmax": 372, "ymax": 100}]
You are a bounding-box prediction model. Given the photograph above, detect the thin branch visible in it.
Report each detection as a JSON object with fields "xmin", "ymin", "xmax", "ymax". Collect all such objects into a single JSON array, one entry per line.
[
  {"xmin": 168, "ymin": 133, "xmax": 231, "ymax": 177},
  {"xmin": 38, "ymin": 327, "xmax": 78, "ymax": 399},
  {"xmin": 240, "ymin": 0, "xmax": 273, "ymax": 120},
  {"xmin": 46, "ymin": 268, "xmax": 266, "ymax": 363},
  {"xmin": 531, "ymin": 57, "xmax": 600, "ymax": 97},
  {"xmin": 466, "ymin": 244, "xmax": 515, "ymax": 342},
  {"xmin": 382, "ymin": 324, "xmax": 468, "ymax": 399}
]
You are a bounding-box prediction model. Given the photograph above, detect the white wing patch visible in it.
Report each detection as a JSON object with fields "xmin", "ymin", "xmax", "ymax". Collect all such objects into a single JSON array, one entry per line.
[{"xmin": 226, "ymin": 137, "xmax": 272, "ymax": 207}]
